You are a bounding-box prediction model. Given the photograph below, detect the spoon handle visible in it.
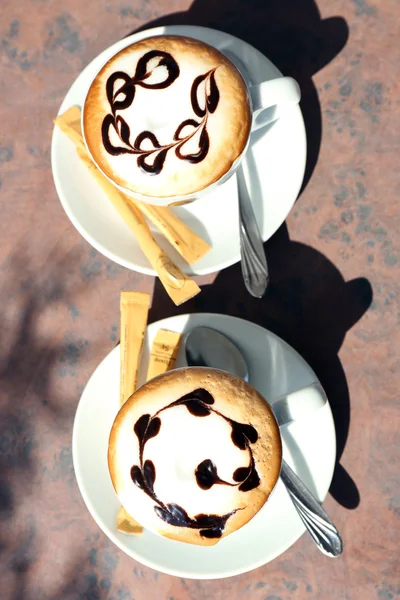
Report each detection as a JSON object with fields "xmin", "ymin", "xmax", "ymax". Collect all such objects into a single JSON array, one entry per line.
[
  {"xmin": 280, "ymin": 459, "xmax": 343, "ymax": 557},
  {"xmin": 237, "ymin": 166, "xmax": 269, "ymax": 298}
]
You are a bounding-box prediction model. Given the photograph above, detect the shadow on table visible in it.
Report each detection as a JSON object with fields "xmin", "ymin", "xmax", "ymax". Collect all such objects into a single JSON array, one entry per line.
[
  {"xmin": 137, "ymin": 0, "xmax": 355, "ymax": 507},
  {"xmin": 0, "ymin": 248, "xmax": 93, "ymax": 599},
  {"xmin": 130, "ymin": 0, "xmax": 349, "ymax": 195},
  {"xmin": 150, "ymin": 224, "xmax": 373, "ymax": 510}
]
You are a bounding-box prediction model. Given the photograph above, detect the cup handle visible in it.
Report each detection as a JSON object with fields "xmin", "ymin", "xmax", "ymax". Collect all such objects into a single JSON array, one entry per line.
[
  {"xmin": 249, "ymin": 77, "xmax": 301, "ymax": 131},
  {"xmin": 269, "ymin": 382, "xmax": 327, "ymax": 428}
]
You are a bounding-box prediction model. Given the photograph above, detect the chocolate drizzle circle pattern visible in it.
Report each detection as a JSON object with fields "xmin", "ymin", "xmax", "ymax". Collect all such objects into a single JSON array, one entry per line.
[
  {"xmin": 101, "ymin": 50, "xmax": 220, "ymax": 175},
  {"xmin": 130, "ymin": 388, "xmax": 260, "ymax": 539}
]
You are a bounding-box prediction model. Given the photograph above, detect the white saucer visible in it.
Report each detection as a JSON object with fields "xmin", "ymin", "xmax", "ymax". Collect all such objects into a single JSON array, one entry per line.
[
  {"xmin": 72, "ymin": 314, "xmax": 335, "ymax": 579},
  {"xmin": 51, "ymin": 25, "xmax": 306, "ymax": 276}
]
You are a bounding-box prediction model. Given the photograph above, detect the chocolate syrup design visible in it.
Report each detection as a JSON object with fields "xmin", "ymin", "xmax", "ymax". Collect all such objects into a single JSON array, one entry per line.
[
  {"xmin": 101, "ymin": 51, "xmax": 220, "ymax": 175},
  {"xmin": 130, "ymin": 388, "xmax": 260, "ymax": 538}
]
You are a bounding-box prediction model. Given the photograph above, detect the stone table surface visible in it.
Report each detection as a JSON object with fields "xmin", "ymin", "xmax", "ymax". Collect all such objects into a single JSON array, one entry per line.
[{"xmin": 0, "ymin": 0, "xmax": 399, "ymax": 599}]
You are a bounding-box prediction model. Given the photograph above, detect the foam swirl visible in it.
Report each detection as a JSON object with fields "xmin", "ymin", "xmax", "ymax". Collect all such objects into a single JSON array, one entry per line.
[
  {"xmin": 129, "ymin": 388, "xmax": 260, "ymax": 539},
  {"xmin": 101, "ymin": 50, "xmax": 220, "ymax": 175}
]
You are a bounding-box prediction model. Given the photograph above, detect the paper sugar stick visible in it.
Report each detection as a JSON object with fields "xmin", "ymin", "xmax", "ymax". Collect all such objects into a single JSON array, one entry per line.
[
  {"xmin": 77, "ymin": 148, "xmax": 200, "ymax": 306},
  {"xmin": 119, "ymin": 291, "xmax": 150, "ymax": 407},
  {"xmin": 116, "ymin": 291, "xmax": 150, "ymax": 535},
  {"xmin": 117, "ymin": 324, "xmax": 182, "ymax": 535},
  {"xmin": 146, "ymin": 329, "xmax": 183, "ymax": 381},
  {"xmin": 135, "ymin": 201, "xmax": 210, "ymax": 265},
  {"xmin": 54, "ymin": 106, "xmax": 86, "ymax": 153},
  {"xmin": 54, "ymin": 106, "xmax": 210, "ymax": 265},
  {"xmin": 116, "ymin": 506, "xmax": 143, "ymax": 535}
]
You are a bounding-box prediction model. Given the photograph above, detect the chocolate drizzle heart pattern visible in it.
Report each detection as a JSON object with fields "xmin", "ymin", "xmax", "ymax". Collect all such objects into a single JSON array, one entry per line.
[
  {"xmin": 130, "ymin": 388, "xmax": 260, "ymax": 539},
  {"xmin": 101, "ymin": 50, "xmax": 220, "ymax": 175}
]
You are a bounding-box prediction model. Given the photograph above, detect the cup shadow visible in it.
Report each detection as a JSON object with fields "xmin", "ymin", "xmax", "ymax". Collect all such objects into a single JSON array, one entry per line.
[
  {"xmin": 130, "ymin": 0, "xmax": 349, "ymax": 195},
  {"xmin": 150, "ymin": 225, "xmax": 373, "ymax": 510},
  {"xmin": 130, "ymin": 0, "xmax": 357, "ymax": 507}
]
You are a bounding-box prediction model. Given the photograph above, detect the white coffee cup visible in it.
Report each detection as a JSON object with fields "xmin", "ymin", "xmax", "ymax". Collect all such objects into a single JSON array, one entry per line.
[{"xmin": 82, "ymin": 36, "xmax": 301, "ymax": 206}]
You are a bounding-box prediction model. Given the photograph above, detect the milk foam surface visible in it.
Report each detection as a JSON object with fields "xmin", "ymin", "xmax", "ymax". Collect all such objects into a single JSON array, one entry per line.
[
  {"xmin": 83, "ymin": 36, "xmax": 251, "ymax": 199},
  {"xmin": 108, "ymin": 368, "xmax": 282, "ymax": 546},
  {"xmin": 116, "ymin": 405, "xmax": 251, "ymax": 521}
]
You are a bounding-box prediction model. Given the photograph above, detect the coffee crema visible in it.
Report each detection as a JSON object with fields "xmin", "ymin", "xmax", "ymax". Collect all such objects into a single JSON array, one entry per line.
[
  {"xmin": 83, "ymin": 36, "xmax": 251, "ymax": 199},
  {"xmin": 108, "ymin": 368, "xmax": 282, "ymax": 545}
]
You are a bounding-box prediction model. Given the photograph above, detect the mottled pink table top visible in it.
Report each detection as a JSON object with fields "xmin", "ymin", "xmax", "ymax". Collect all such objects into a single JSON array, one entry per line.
[{"xmin": 0, "ymin": 1, "xmax": 399, "ymax": 599}]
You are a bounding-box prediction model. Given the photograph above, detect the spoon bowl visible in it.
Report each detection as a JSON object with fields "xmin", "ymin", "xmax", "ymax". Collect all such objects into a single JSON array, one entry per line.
[{"xmin": 185, "ymin": 326, "xmax": 249, "ymax": 381}]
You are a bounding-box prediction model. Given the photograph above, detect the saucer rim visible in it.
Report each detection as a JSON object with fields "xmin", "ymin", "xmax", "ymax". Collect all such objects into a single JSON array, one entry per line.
[{"xmin": 72, "ymin": 313, "xmax": 336, "ymax": 579}]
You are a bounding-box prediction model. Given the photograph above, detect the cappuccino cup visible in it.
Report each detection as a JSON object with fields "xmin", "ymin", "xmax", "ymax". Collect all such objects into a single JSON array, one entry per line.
[
  {"xmin": 108, "ymin": 367, "xmax": 283, "ymax": 545},
  {"xmin": 83, "ymin": 35, "xmax": 300, "ymax": 206}
]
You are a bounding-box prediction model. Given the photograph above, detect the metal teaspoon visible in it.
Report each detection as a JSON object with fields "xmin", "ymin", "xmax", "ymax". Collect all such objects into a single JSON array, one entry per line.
[{"xmin": 184, "ymin": 326, "xmax": 343, "ymax": 557}]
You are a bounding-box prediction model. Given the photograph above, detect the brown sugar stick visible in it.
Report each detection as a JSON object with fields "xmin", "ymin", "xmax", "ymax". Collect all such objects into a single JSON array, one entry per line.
[
  {"xmin": 54, "ymin": 106, "xmax": 86, "ymax": 153},
  {"xmin": 119, "ymin": 292, "xmax": 150, "ymax": 407},
  {"xmin": 116, "ymin": 506, "xmax": 143, "ymax": 535},
  {"xmin": 146, "ymin": 329, "xmax": 183, "ymax": 381},
  {"xmin": 54, "ymin": 106, "xmax": 210, "ymax": 265},
  {"xmin": 117, "ymin": 291, "xmax": 150, "ymax": 535},
  {"xmin": 76, "ymin": 148, "xmax": 200, "ymax": 306},
  {"xmin": 134, "ymin": 201, "xmax": 211, "ymax": 265},
  {"xmin": 117, "ymin": 324, "xmax": 182, "ymax": 535}
]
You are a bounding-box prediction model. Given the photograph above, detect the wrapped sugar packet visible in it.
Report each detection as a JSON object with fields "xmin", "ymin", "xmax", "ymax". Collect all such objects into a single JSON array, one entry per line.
[
  {"xmin": 54, "ymin": 106, "xmax": 210, "ymax": 265},
  {"xmin": 117, "ymin": 304, "xmax": 182, "ymax": 535},
  {"xmin": 119, "ymin": 292, "xmax": 150, "ymax": 407},
  {"xmin": 146, "ymin": 329, "xmax": 183, "ymax": 381},
  {"xmin": 77, "ymin": 148, "xmax": 200, "ymax": 306}
]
